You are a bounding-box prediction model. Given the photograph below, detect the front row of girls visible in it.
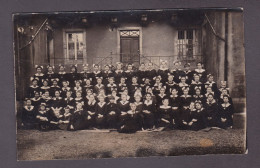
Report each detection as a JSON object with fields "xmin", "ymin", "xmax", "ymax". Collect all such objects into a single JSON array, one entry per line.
[{"xmin": 22, "ymin": 88, "xmax": 234, "ymax": 133}]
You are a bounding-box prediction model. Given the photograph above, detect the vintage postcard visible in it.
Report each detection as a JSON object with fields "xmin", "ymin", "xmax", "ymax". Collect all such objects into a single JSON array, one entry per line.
[{"xmin": 14, "ymin": 8, "xmax": 246, "ymax": 160}]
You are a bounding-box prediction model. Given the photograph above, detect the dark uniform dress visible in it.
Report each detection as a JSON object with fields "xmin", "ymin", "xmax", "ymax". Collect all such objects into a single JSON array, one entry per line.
[
  {"xmin": 60, "ymin": 87, "xmax": 71, "ymax": 98},
  {"xmin": 152, "ymin": 83, "xmax": 164, "ymax": 95},
  {"xmin": 51, "ymin": 97, "xmax": 64, "ymax": 108},
  {"xmin": 85, "ymin": 100, "xmax": 97, "ymax": 128},
  {"xmin": 189, "ymin": 109, "xmax": 205, "ymax": 131},
  {"xmin": 66, "ymin": 72, "xmax": 80, "ymax": 87},
  {"xmin": 177, "ymin": 83, "xmax": 189, "ymax": 96},
  {"xmin": 203, "ymin": 100, "xmax": 219, "ymax": 127},
  {"xmin": 21, "ymin": 105, "xmax": 37, "ymax": 129},
  {"xmin": 157, "ymin": 68, "xmax": 170, "ymax": 83},
  {"xmin": 118, "ymin": 83, "xmax": 128, "ymax": 94},
  {"xmin": 142, "ymin": 100, "xmax": 155, "ymax": 129},
  {"xmin": 128, "ymin": 83, "xmax": 140, "ymax": 97},
  {"xmin": 180, "ymin": 70, "xmax": 193, "ymax": 85},
  {"xmin": 106, "ymin": 83, "xmax": 118, "ymax": 95},
  {"xmin": 31, "ymin": 97, "xmax": 43, "ymax": 108},
  {"xmin": 165, "ymin": 81, "xmax": 177, "ymax": 95},
  {"xmin": 64, "ymin": 97, "xmax": 75, "ymax": 109},
  {"xmin": 34, "ymin": 73, "xmax": 45, "ymax": 86},
  {"xmin": 192, "ymin": 95, "xmax": 206, "ymax": 104},
  {"xmin": 179, "ymin": 95, "xmax": 192, "ymax": 109},
  {"xmin": 181, "ymin": 108, "xmax": 196, "ymax": 130},
  {"xmin": 69, "ymin": 109, "xmax": 86, "ymax": 130},
  {"xmin": 158, "ymin": 105, "xmax": 173, "ymax": 129},
  {"xmin": 218, "ymin": 103, "xmax": 234, "ymax": 129},
  {"xmin": 93, "ymin": 84, "xmax": 105, "ymax": 95},
  {"xmin": 204, "ymin": 81, "xmax": 218, "ymax": 94},
  {"xmin": 42, "ymin": 96, "xmax": 53, "ymax": 109},
  {"xmin": 36, "ymin": 110, "xmax": 51, "ymax": 130},
  {"xmin": 118, "ymin": 101, "xmax": 130, "ymax": 125},
  {"xmin": 49, "ymin": 85, "xmax": 61, "ymax": 97},
  {"xmin": 80, "ymin": 71, "xmax": 93, "ymax": 81},
  {"xmin": 114, "ymin": 70, "xmax": 125, "ymax": 84},
  {"xmin": 155, "ymin": 94, "xmax": 168, "ymax": 107},
  {"xmin": 193, "ymin": 69, "xmax": 207, "ymax": 83},
  {"xmin": 40, "ymin": 86, "xmax": 51, "ymax": 94},
  {"xmin": 101, "ymin": 70, "xmax": 113, "ymax": 86},
  {"xmin": 57, "ymin": 72, "xmax": 67, "ymax": 87},
  {"xmin": 92, "ymin": 71, "xmax": 102, "ymax": 85},
  {"xmin": 95, "ymin": 102, "xmax": 107, "ymax": 128},
  {"xmin": 171, "ymin": 68, "xmax": 182, "ymax": 83},
  {"xmin": 106, "ymin": 102, "xmax": 119, "ymax": 129},
  {"xmin": 169, "ymin": 95, "xmax": 181, "ymax": 128},
  {"xmin": 136, "ymin": 70, "xmax": 146, "ymax": 84},
  {"xmin": 124, "ymin": 70, "xmax": 136, "ymax": 86},
  {"xmin": 146, "ymin": 69, "xmax": 157, "ymax": 84},
  {"xmin": 118, "ymin": 110, "xmax": 142, "ymax": 133},
  {"xmin": 27, "ymin": 85, "xmax": 40, "ymax": 98},
  {"xmin": 45, "ymin": 72, "xmax": 57, "ymax": 82}
]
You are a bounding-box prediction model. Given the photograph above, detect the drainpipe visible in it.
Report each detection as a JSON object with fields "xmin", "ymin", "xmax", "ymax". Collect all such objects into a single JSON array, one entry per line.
[{"xmin": 224, "ymin": 12, "xmax": 228, "ymax": 81}]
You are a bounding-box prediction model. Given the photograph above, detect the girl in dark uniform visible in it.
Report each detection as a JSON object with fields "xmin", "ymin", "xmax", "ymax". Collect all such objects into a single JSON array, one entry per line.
[
  {"xmin": 218, "ymin": 95, "xmax": 234, "ymax": 129},
  {"xmin": 218, "ymin": 88, "xmax": 233, "ymax": 105},
  {"xmin": 50, "ymin": 78, "xmax": 61, "ymax": 97},
  {"xmin": 179, "ymin": 87, "xmax": 192, "ymax": 110},
  {"xmin": 74, "ymin": 91, "xmax": 84, "ymax": 105},
  {"xmin": 192, "ymin": 88, "xmax": 206, "ymax": 104},
  {"xmin": 80, "ymin": 64, "xmax": 93, "ymax": 80},
  {"xmin": 69, "ymin": 102, "xmax": 86, "ymax": 131},
  {"xmin": 83, "ymin": 79, "xmax": 93, "ymax": 97},
  {"xmin": 128, "ymin": 76, "xmax": 140, "ymax": 97},
  {"xmin": 136, "ymin": 63, "xmax": 146, "ymax": 84},
  {"xmin": 203, "ymin": 93, "xmax": 219, "ymax": 129},
  {"xmin": 93, "ymin": 77, "xmax": 105, "ymax": 95},
  {"xmin": 193, "ymin": 62, "xmax": 207, "ymax": 83},
  {"xmin": 178, "ymin": 76, "xmax": 189, "ymax": 96},
  {"xmin": 155, "ymin": 87, "xmax": 168, "ymax": 108},
  {"xmin": 101, "ymin": 64, "xmax": 113, "ymax": 86},
  {"xmin": 140, "ymin": 78, "xmax": 151, "ymax": 95},
  {"xmin": 41, "ymin": 91, "xmax": 53, "ymax": 110},
  {"xmin": 31, "ymin": 91, "xmax": 43, "ymax": 108},
  {"xmin": 27, "ymin": 77, "xmax": 40, "ymax": 98},
  {"xmin": 124, "ymin": 63, "xmax": 136, "ymax": 86},
  {"xmin": 204, "ymin": 74, "xmax": 218, "ymax": 94},
  {"xmin": 60, "ymin": 81, "xmax": 71, "ymax": 98},
  {"xmin": 118, "ymin": 103, "xmax": 142, "ymax": 133},
  {"xmin": 145, "ymin": 62, "xmax": 157, "ymax": 85},
  {"xmin": 152, "ymin": 76, "xmax": 164, "ymax": 95},
  {"xmin": 106, "ymin": 77, "xmax": 117, "ymax": 95},
  {"xmin": 118, "ymin": 77, "xmax": 128, "ymax": 95},
  {"xmin": 189, "ymin": 101, "xmax": 206, "ymax": 131},
  {"xmin": 158, "ymin": 98, "xmax": 173, "ymax": 130},
  {"xmin": 169, "ymin": 88, "xmax": 181, "ymax": 129},
  {"xmin": 58, "ymin": 106, "xmax": 72, "ymax": 130},
  {"xmin": 118, "ymin": 94, "xmax": 130, "ymax": 127},
  {"xmin": 171, "ymin": 61, "xmax": 182, "ymax": 83},
  {"xmin": 190, "ymin": 74, "xmax": 205, "ymax": 95},
  {"xmin": 142, "ymin": 93, "xmax": 155, "ymax": 130},
  {"xmin": 181, "ymin": 63, "xmax": 193, "ymax": 85},
  {"xmin": 95, "ymin": 95, "xmax": 107, "ymax": 129},
  {"xmin": 33, "ymin": 65, "xmax": 45, "ymax": 86},
  {"xmin": 21, "ymin": 99, "xmax": 37, "ymax": 129},
  {"xmin": 106, "ymin": 96, "xmax": 119, "ymax": 129},
  {"xmin": 45, "ymin": 65, "xmax": 57, "ymax": 81},
  {"xmin": 157, "ymin": 60, "xmax": 169, "ymax": 83},
  {"xmin": 73, "ymin": 80, "xmax": 83, "ymax": 97},
  {"xmin": 36, "ymin": 103, "xmax": 50, "ymax": 131},
  {"xmin": 85, "ymin": 94, "xmax": 97, "ymax": 128},
  {"xmin": 165, "ymin": 74, "xmax": 177, "ymax": 95},
  {"xmin": 66, "ymin": 65, "xmax": 80, "ymax": 87},
  {"xmin": 63, "ymin": 91, "xmax": 75, "ymax": 109},
  {"xmin": 57, "ymin": 65, "xmax": 67, "ymax": 87},
  {"xmin": 92, "ymin": 64, "xmax": 102, "ymax": 85},
  {"xmin": 40, "ymin": 79, "xmax": 51, "ymax": 94},
  {"xmin": 114, "ymin": 62, "xmax": 125, "ymax": 84},
  {"xmin": 181, "ymin": 102, "xmax": 196, "ymax": 130}
]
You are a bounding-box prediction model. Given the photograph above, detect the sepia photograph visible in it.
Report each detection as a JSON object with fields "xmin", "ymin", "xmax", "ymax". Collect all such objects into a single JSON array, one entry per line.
[{"xmin": 14, "ymin": 8, "xmax": 246, "ymax": 160}]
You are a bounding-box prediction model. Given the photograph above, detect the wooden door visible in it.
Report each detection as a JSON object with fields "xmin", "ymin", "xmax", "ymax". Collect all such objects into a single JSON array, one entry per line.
[{"xmin": 120, "ymin": 30, "xmax": 140, "ymax": 66}]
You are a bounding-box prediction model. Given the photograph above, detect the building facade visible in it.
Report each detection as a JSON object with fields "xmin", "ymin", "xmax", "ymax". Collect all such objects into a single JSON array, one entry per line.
[{"xmin": 14, "ymin": 9, "xmax": 246, "ymax": 113}]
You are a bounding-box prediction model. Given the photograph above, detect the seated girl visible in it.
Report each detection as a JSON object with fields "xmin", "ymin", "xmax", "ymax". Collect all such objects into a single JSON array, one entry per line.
[
  {"xmin": 33, "ymin": 65, "xmax": 44, "ymax": 86},
  {"xmin": 101, "ymin": 64, "xmax": 113, "ymax": 86},
  {"xmin": 190, "ymin": 74, "xmax": 205, "ymax": 95},
  {"xmin": 106, "ymin": 96, "xmax": 119, "ymax": 129},
  {"xmin": 178, "ymin": 76, "xmax": 189, "ymax": 96},
  {"xmin": 146, "ymin": 87, "xmax": 157, "ymax": 104},
  {"xmin": 95, "ymin": 95, "xmax": 108, "ymax": 129},
  {"xmin": 204, "ymin": 74, "xmax": 218, "ymax": 94},
  {"xmin": 218, "ymin": 95, "xmax": 234, "ymax": 129},
  {"xmin": 93, "ymin": 77, "xmax": 105, "ymax": 95},
  {"xmin": 152, "ymin": 76, "xmax": 164, "ymax": 95},
  {"xmin": 157, "ymin": 98, "xmax": 173, "ymax": 130},
  {"xmin": 41, "ymin": 91, "xmax": 52, "ymax": 109},
  {"xmin": 192, "ymin": 88, "xmax": 206, "ymax": 104},
  {"xmin": 21, "ymin": 99, "xmax": 37, "ymax": 129},
  {"xmin": 85, "ymin": 94, "xmax": 97, "ymax": 128},
  {"xmin": 124, "ymin": 63, "xmax": 136, "ymax": 86},
  {"xmin": 156, "ymin": 87, "xmax": 168, "ymax": 108},
  {"xmin": 57, "ymin": 65, "xmax": 67, "ymax": 86},
  {"xmin": 165, "ymin": 75, "xmax": 177, "ymax": 95},
  {"xmin": 118, "ymin": 77, "xmax": 128, "ymax": 94},
  {"xmin": 118, "ymin": 103, "xmax": 142, "ymax": 133},
  {"xmin": 27, "ymin": 77, "xmax": 40, "ymax": 98},
  {"xmin": 188, "ymin": 101, "xmax": 206, "ymax": 131},
  {"xmin": 114, "ymin": 62, "xmax": 125, "ymax": 84},
  {"xmin": 118, "ymin": 94, "xmax": 130, "ymax": 126},
  {"xmin": 80, "ymin": 64, "xmax": 93, "ymax": 80},
  {"xmin": 181, "ymin": 102, "xmax": 196, "ymax": 130},
  {"xmin": 31, "ymin": 91, "xmax": 43, "ymax": 108},
  {"xmin": 179, "ymin": 87, "xmax": 192, "ymax": 110},
  {"xmin": 106, "ymin": 77, "xmax": 117, "ymax": 95},
  {"xmin": 203, "ymin": 93, "xmax": 219, "ymax": 129},
  {"xmin": 74, "ymin": 91, "xmax": 84, "ymax": 105},
  {"xmin": 60, "ymin": 80, "xmax": 71, "ymax": 98},
  {"xmin": 92, "ymin": 64, "xmax": 102, "ymax": 85},
  {"xmin": 58, "ymin": 106, "xmax": 72, "ymax": 130},
  {"xmin": 45, "ymin": 65, "xmax": 57, "ymax": 81},
  {"xmin": 73, "ymin": 80, "xmax": 83, "ymax": 97},
  {"xmin": 63, "ymin": 91, "xmax": 75, "ymax": 109},
  {"xmin": 169, "ymin": 88, "xmax": 181, "ymax": 129},
  {"xmin": 145, "ymin": 62, "xmax": 157, "ymax": 84},
  {"xmin": 128, "ymin": 76, "xmax": 140, "ymax": 97},
  {"xmin": 50, "ymin": 78, "xmax": 61, "ymax": 97},
  {"xmin": 36, "ymin": 103, "xmax": 50, "ymax": 131},
  {"xmin": 69, "ymin": 102, "xmax": 86, "ymax": 131},
  {"xmin": 157, "ymin": 60, "xmax": 169, "ymax": 83},
  {"xmin": 193, "ymin": 62, "xmax": 207, "ymax": 83},
  {"xmin": 40, "ymin": 79, "xmax": 51, "ymax": 94},
  {"xmin": 66, "ymin": 65, "xmax": 80, "ymax": 87},
  {"xmin": 142, "ymin": 93, "xmax": 155, "ymax": 130},
  {"xmin": 108, "ymin": 89, "xmax": 120, "ymax": 103}
]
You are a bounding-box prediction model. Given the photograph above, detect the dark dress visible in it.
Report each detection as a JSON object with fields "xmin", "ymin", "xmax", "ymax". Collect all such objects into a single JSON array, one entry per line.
[
  {"xmin": 203, "ymin": 101, "xmax": 219, "ymax": 127},
  {"xmin": 57, "ymin": 72, "xmax": 67, "ymax": 87},
  {"xmin": 179, "ymin": 95, "xmax": 192, "ymax": 108},
  {"xmin": 142, "ymin": 100, "xmax": 155, "ymax": 129},
  {"xmin": 31, "ymin": 97, "xmax": 43, "ymax": 108},
  {"xmin": 118, "ymin": 110, "xmax": 142, "ymax": 133},
  {"xmin": 158, "ymin": 105, "xmax": 173, "ymax": 129},
  {"xmin": 36, "ymin": 110, "xmax": 51, "ymax": 130},
  {"xmin": 106, "ymin": 102, "xmax": 119, "ymax": 129},
  {"xmin": 101, "ymin": 70, "xmax": 113, "ymax": 86},
  {"xmin": 69, "ymin": 109, "xmax": 86, "ymax": 130},
  {"xmin": 51, "ymin": 97, "xmax": 64, "ymax": 108},
  {"xmin": 85, "ymin": 101, "xmax": 97, "ymax": 128},
  {"xmin": 171, "ymin": 69, "xmax": 182, "ymax": 83},
  {"xmin": 124, "ymin": 70, "xmax": 136, "ymax": 86},
  {"xmin": 66, "ymin": 72, "xmax": 80, "ymax": 87},
  {"xmin": 193, "ymin": 69, "xmax": 207, "ymax": 83},
  {"xmin": 165, "ymin": 81, "xmax": 178, "ymax": 95},
  {"xmin": 63, "ymin": 97, "xmax": 75, "ymax": 109},
  {"xmin": 95, "ymin": 102, "xmax": 107, "ymax": 128},
  {"xmin": 27, "ymin": 85, "xmax": 40, "ymax": 98},
  {"xmin": 92, "ymin": 71, "xmax": 102, "ymax": 85},
  {"xmin": 93, "ymin": 84, "xmax": 105, "ymax": 95},
  {"xmin": 117, "ymin": 101, "xmax": 130, "ymax": 125},
  {"xmin": 33, "ymin": 73, "xmax": 45, "ymax": 86},
  {"xmin": 157, "ymin": 68, "xmax": 170, "ymax": 83},
  {"xmin": 49, "ymin": 85, "xmax": 61, "ymax": 97},
  {"xmin": 218, "ymin": 103, "xmax": 234, "ymax": 129},
  {"xmin": 146, "ymin": 69, "xmax": 157, "ymax": 83},
  {"xmin": 189, "ymin": 81, "xmax": 205, "ymax": 95},
  {"xmin": 169, "ymin": 95, "xmax": 181, "ymax": 128},
  {"xmin": 189, "ymin": 109, "xmax": 205, "ymax": 131},
  {"xmin": 106, "ymin": 83, "xmax": 118, "ymax": 95},
  {"xmin": 114, "ymin": 70, "xmax": 125, "ymax": 84},
  {"xmin": 60, "ymin": 87, "xmax": 71, "ymax": 98},
  {"xmin": 21, "ymin": 105, "xmax": 37, "ymax": 129}
]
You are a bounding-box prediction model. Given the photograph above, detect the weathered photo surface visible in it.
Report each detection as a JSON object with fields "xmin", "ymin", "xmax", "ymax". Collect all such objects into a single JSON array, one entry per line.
[{"xmin": 14, "ymin": 8, "xmax": 246, "ymax": 160}]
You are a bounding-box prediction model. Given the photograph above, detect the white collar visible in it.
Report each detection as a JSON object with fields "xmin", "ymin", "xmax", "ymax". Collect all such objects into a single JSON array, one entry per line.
[
  {"xmin": 98, "ymin": 102, "xmax": 106, "ymax": 107},
  {"xmin": 65, "ymin": 97, "xmax": 73, "ymax": 101},
  {"xmin": 191, "ymin": 80, "xmax": 202, "ymax": 85},
  {"xmin": 120, "ymin": 100, "xmax": 129, "ymax": 105},
  {"xmin": 35, "ymin": 73, "xmax": 44, "ymax": 76},
  {"xmin": 51, "ymin": 85, "xmax": 60, "ymax": 88},
  {"xmin": 53, "ymin": 97, "xmax": 62, "ymax": 100},
  {"xmin": 125, "ymin": 70, "xmax": 133, "ymax": 73},
  {"xmin": 160, "ymin": 105, "xmax": 171, "ymax": 109},
  {"xmin": 107, "ymin": 83, "xmax": 117, "ymax": 87},
  {"xmin": 88, "ymin": 100, "xmax": 96, "ymax": 105},
  {"xmin": 158, "ymin": 94, "xmax": 166, "ymax": 98},
  {"xmin": 144, "ymin": 100, "xmax": 153, "ymax": 106},
  {"xmin": 207, "ymin": 99, "xmax": 216, "ymax": 104},
  {"xmin": 159, "ymin": 68, "xmax": 168, "ymax": 71},
  {"xmin": 31, "ymin": 97, "xmax": 41, "ymax": 101},
  {"xmin": 135, "ymin": 102, "xmax": 142, "ymax": 105},
  {"xmin": 24, "ymin": 105, "xmax": 34, "ymax": 111},
  {"xmin": 30, "ymin": 85, "xmax": 39, "ymax": 88},
  {"xmin": 170, "ymin": 95, "xmax": 178, "ymax": 98},
  {"xmin": 179, "ymin": 83, "xmax": 188, "ymax": 87},
  {"xmin": 62, "ymin": 87, "xmax": 70, "ymax": 91},
  {"xmin": 93, "ymin": 71, "xmax": 101, "ymax": 74},
  {"xmin": 222, "ymin": 103, "xmax": 231, "ymax": 108},
  {"xmin": 195, "ymin": 69, "xmax": 205, "ymax": 73},
  {"xmin": 41, "ymin": 86, "xmax": 50, "ymax": 89},
  {"xmin": 205, "ymin": 81, "xmax": 215, "ymax": 84},
  {"xmin": 181, "ymin": 95, "xmax": 191, "ymax": 98},
  {"xmin": 58, "ymin": 71, "xmax": 66, "ymax": 74},
  {"xmin": 75, "ymin": 97, "xmax": 83, "ymax": 101},
  {"xmin": 47, "ymin": 72, "xmax": 54, "ymax": 74}
]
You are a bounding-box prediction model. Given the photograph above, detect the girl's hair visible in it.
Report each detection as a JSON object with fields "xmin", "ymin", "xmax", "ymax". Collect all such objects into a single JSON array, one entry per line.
[{"xmin": 223, "ymin": 95, "xmax": 229, "ymax": 99}]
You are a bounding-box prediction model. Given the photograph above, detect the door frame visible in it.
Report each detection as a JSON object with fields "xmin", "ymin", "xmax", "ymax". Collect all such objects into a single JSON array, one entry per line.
[{"xmin": 117, "ymin": 27, "xmax": 142, "ymax": 63}]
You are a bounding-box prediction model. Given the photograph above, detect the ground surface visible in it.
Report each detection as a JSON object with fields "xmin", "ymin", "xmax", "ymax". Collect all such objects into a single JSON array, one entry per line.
[{"xmin": 17, "ymin": 128, "xmax": 246, "ymax": 160}]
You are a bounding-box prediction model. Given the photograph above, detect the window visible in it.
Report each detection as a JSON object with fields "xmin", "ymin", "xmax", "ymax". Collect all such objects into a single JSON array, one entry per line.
[
  {"xmin": 177, "ymin": 29, "xmax": 200, "ymax": 59},
  {"xmin": 66, "ymin": 32, "xmax": 84, "ymax": 60}
]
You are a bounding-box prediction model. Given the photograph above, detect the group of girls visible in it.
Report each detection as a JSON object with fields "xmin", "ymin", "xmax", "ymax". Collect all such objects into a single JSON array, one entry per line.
[{"xmin": 21, "ymin": 61, "xmax": 234, "ymax": 133}]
